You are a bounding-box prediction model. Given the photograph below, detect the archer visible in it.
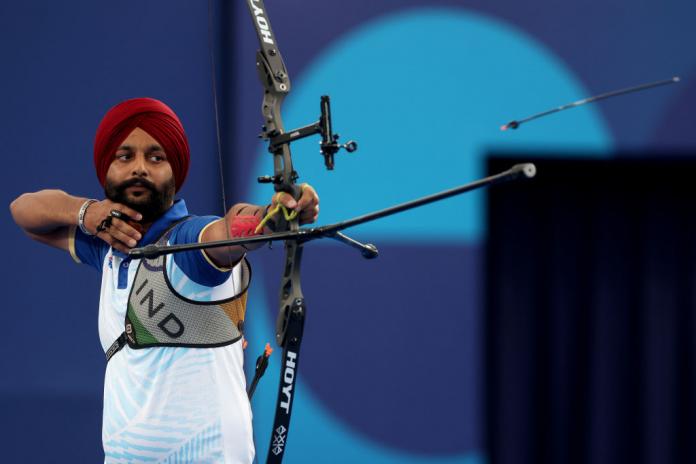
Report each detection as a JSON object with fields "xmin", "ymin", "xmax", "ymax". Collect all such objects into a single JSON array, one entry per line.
[{"xmin": 9, "ymin": 97, "xmax": 319, "ymax": 463}]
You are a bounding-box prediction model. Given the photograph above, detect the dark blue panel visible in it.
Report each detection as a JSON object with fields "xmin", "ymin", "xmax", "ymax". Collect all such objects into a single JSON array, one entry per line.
[{"xmin": 0, "ymin": 393, "xmax": 103, "ymax": 462}]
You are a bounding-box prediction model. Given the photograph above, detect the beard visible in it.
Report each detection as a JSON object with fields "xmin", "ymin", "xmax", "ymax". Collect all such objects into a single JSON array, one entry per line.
[{"xmin": 104, "ymin": 176, "xmax": 175, "ymax": 223}]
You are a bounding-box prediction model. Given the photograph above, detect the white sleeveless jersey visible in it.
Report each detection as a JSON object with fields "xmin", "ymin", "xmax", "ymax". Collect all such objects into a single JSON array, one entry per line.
[{"xmin": 96, "ymin": 249, "xmax": 254, "ymax": 463}]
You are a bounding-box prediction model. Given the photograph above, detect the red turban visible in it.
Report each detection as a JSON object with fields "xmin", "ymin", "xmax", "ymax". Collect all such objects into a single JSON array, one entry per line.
[{"xmin": 93, "ymin": 97, "xmax": 190, "ymax": 192}]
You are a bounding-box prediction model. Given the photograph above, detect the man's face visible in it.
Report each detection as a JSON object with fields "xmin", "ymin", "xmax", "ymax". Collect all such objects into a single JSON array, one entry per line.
[{"xmin": 104, "ymin": 127, "xmax": 176, "ymax": 223}]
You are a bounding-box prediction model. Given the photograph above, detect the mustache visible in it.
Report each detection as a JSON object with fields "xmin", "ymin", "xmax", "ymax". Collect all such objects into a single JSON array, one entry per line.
[
  {"xmin": 104, "ymin": 175, "xmax": 175, "ymax": 223},
  {"xmin": 115, "ymin": 177, "xmax": 157, "ymax": 193}
]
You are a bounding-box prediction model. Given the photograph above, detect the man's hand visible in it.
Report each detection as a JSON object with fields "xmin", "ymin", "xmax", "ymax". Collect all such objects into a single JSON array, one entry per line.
[
  {"xmin": 272, "ymin": 183, "xmax": 320, "ymax": 225},
  {"xmin": 198, "ymin": 184, "xmax": 320, "ymax": 269},
  {"xmin": 84, "ymin": 200, "xmax": 143, "ymax": 254}
]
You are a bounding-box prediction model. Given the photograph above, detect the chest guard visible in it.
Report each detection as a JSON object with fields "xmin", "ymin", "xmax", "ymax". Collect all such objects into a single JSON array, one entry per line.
[{"xmin": 106, "ymin": 224, "xmax": 250, "ymax": 361}]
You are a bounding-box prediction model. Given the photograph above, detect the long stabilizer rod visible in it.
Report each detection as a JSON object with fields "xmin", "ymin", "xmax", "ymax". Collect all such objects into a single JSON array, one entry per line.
[{"xmin": 129, "ymin": 163, "xmax": 536, "ymax": 260}]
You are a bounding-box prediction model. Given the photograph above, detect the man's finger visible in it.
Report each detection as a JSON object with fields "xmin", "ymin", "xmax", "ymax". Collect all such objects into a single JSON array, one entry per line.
[
  {"xmin": 110, "ymin": 217, "xmax": 142, "ymax": 242},
  {"xmin": 274, "ymin": 191, "xmax": 297, "ymax": 210},
  {"xmin": 296, "ymin": 197, "xmax": 313, "ymax": 210},
  {"xmin": 87, "ymin": 201, "xmax": 143, "ymax": 235},
  {"xmin": 299, "ymin": 205, "xmax": 319, "ymax": 224},
  {"xmin": 108, "ymin": 224, "xmax": 139, "ymax": 248},
  {"xmin": 97, "ymin": 231, "xmax": 131, "ymax": 254},
  {"xmin": 296, "ymin": 186, "xmax": 318, "ymax": 212},
  {"xmin": 109, "ymin": 203, "xmax": 143, "ymax": 222},
  {"xmin": 298, "ymin": 204, "xmax": 319, "ymax": 218}
]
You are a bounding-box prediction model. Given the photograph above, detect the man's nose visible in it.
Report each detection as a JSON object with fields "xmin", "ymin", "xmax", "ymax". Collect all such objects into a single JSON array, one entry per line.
[{"xmin": 131, "ymin": 152, "xmax": 149, "ymax": 176}]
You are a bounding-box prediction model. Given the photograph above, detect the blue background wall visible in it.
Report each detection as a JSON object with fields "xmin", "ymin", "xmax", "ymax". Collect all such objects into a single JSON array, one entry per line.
[{"xmin": 1, "ymin": 0, "xmax": 694, "ymax": 462}]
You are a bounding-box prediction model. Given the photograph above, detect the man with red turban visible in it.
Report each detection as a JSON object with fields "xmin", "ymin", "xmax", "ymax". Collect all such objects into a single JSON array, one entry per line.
[{"xmin": 11, "ymin": 97, "xmax": 319, "ymax": 463}]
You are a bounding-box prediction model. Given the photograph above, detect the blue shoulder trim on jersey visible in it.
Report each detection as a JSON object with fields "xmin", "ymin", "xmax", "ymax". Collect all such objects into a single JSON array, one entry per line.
[
  {"xmin": 170, "ymin": 216, "xmax": 230, "ymax": 287},
  {"xmin": 73, "ymin": 227, "xmax": 110, "ymax": 272}
]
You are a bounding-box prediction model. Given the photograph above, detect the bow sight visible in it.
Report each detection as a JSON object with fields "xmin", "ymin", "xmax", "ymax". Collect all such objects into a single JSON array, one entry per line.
[{"xmin": 259, "ymin": 95, "xmax": 358, "ymax": 177}]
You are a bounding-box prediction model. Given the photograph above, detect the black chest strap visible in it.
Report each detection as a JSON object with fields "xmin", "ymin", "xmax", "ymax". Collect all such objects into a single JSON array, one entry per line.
[{"xmin": 106, "ymin": 332, "xmax": 128, "ymax": 362}]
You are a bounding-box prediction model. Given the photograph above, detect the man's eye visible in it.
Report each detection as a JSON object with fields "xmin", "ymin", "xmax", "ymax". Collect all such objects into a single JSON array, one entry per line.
[
  {"xmin": 116, "ymin": 153, "xmax": 131, "ymax": 161},
  {"xmin": 150, "ymin": 154, "xmax": 165, "ymax": 162}
]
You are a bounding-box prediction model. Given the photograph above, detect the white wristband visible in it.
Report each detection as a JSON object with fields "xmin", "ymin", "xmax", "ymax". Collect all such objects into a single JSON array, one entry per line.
[{"xmin": 78, "ymin": 199, "xmax": 98, "ymax": 236}]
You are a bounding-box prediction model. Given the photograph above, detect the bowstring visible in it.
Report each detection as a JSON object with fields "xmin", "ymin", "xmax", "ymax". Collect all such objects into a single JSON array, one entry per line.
[
  {"xmin": 207, "ymin": 0, "xmax": 246, "ymax": 335},
  {"xmin": 207, "ymin": 0, "xmax": 239, "ymax": 296},
  {"xmin": 206, "ymin": 0, "xmax": 230, "ymax": 246}
]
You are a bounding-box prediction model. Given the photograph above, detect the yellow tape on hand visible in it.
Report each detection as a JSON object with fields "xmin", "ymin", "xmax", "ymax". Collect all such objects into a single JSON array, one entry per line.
[{"xmin": 254, "ymin": 193, "xmax": 300, "ymax": 234}]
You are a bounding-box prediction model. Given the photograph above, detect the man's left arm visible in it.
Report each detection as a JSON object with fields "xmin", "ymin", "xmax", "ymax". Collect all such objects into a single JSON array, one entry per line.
[{"xmin": 201, "ymin": 184, "xmax": 319, "ymax": 269}]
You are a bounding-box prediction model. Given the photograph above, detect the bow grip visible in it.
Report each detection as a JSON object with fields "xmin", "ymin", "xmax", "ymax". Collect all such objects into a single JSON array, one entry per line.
[
  {"xmin": 274, "ymin": 182, "xmax": 302, "ymax": 202},
  {"xmin": 288, "ymin": 183, "xmax": 302, "ymax": 201},
  {"xmin": 270, "ymin": 183, "xmax": 302, "ymax": 232}
]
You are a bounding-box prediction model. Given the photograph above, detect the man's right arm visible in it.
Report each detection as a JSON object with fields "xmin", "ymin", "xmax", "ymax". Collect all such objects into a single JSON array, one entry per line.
[
  {"xmin": 10, "ymin": 189, "xmax": 89, "ymax": 251},
  {"xmin": 9, "ymin": 189, "xmax": 142, "ymax": 254}
]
